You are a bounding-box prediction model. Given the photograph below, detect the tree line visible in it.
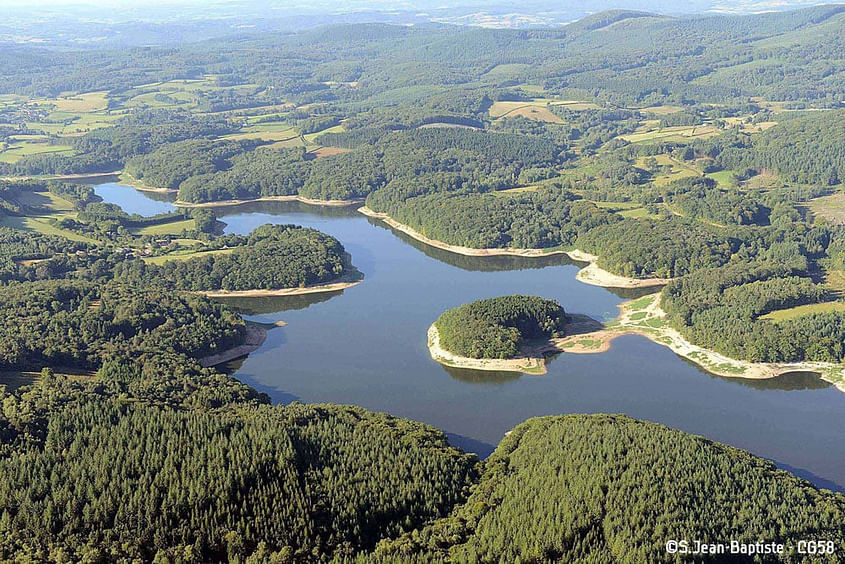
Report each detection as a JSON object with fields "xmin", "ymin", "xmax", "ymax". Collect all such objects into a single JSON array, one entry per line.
[{"xmin": 435, "ymin": 295, "xmax": 566, "ymax": 359}]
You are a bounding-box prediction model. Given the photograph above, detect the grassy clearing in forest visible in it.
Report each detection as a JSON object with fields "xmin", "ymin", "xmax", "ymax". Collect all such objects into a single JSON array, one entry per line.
[
  {"xmin": 142, "ymin": 247, "xmax": 234, "ymax": 265},
  {"xmin": 47, "ymin": 91, "xmax": 110, "ymax": 112},
  {"xmin": 620, "ymin": 124, "xmax": 720, "ymax": 144},
  {"xmin": 807, "ymin": 192, "xmax": 845, "ymax": 224},
  {"xmin": 0, "ymin": 142, "xmax": 75, "ymax": 163},
  {"xmin": 0, "ymin": 215, "xmax": 98, "ymax": 243},
  {"xmin": 132, "ymin": 219, "xmax": 197, "ymax": 236},
  {"xmin": 761, "ymin": 301, "xmax": 845, "ymax": 323}
]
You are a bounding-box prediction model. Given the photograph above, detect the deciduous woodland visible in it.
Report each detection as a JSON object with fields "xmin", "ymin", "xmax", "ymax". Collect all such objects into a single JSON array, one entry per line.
[
  {"xmin": 1, "ymin": 4, "xmax": 845, "ymax": 561},
  {"xmin": 434, "ymin": 295, "xmax": 566, "ymax": 359}
]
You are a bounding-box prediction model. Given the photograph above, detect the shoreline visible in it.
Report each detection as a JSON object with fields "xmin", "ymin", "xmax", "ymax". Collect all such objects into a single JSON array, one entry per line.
[
  {"xmin": 201, "ymin": 279, "xmax": 362, "ymax": 298},
  {"xmin": 427, "ymin": 325, "xmax": 548, "ymax": 374},
  {"xmin": 426, "ymin": 293, "xmax": 845, "ymax": 392},
  {"xmin": 358, "ymin": 207, "xmax": 669, "ymax": 289},
  {"xmin": 199, "ymin": 323, "xmax": 268, "ymax": 367},
  {"xmin": 177, "ymin": 195, "xmax": 365, "ymax": 209},
  {"xmin": 553, "ymin": 294, "xmax": 845, "ymax": 392},
  {"xmin": 117, "ymin": 172, "xmax": 177, "ymax": 194}
]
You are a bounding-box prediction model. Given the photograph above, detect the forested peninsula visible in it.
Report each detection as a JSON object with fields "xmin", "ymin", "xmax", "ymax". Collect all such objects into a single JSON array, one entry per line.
[
  {"xmin": 429, "ymin": 296, "xmax": 567, "ymax": 373},
  {"xmin": 2, "ymin": 5, "xmax": 845, "ymax": 561}
]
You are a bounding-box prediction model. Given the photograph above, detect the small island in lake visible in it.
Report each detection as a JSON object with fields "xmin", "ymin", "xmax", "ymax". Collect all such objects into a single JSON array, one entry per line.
[{"xmin": 428, "ymin": 295, "xmax": 568, "ymax": 374}]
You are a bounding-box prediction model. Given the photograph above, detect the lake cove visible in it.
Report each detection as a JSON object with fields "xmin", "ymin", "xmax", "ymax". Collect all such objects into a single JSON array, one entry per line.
[{"xmin": 94, "ymin": 181, "xmax": 845, "ymax": 491}]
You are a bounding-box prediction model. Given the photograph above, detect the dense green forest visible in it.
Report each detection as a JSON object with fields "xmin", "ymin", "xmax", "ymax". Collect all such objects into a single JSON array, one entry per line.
[
  {"xmin": 373, "ymin": 414, "xmax": 845, "ymax": 562},
  {"xmin": 0, "ymin": 5, "xmax": 845, "ymax": 561},
  {"xmin": 112, "ymin": 224, "xmax": 349, "ymax": 292},
  {"xmin": 661, "ymin": 261, "xmax": 845, "ymax": 362},
  {"xmin": 0, "ymin": 397, "xmax": 477, "ymax": 562},
  {"xmin": 0, "ymin": 280, "xmax": 246, "ymax": 371},
  {"xmin": 434, "ymin": 295, "xmax": 566, "ymax": 359}
]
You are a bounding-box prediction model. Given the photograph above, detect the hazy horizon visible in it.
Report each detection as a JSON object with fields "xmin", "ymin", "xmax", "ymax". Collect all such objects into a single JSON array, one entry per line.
[{"xmin": 1, "ymin": 0, "xmax": 838, "ymax": 47}]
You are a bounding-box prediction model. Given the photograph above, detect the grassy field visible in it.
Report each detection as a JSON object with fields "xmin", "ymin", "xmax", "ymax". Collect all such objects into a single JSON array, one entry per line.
[
  {"xmin": 0, "ymin": 215, "xmax": 98, "ymax": 243},
  {"xmin": 492, "ymin": 185, "xmax": 540, "ymax": 196},
  {"xmin": 13, "ymin": 190, "xmax": 76, "ymax": 212},
  {"xmin": 636, "ymin": 105, "xmax": 685, "ymax": 115},
  {"xmin": 705, "ymin": 169, "xmax": 739, "ymax": 189},
  {"xmin": 488, "ymin": 101, "xmax": 564, "ymax": 123},
  {"xmin": 132, "ymin": 219, "xmax": 197, "ymax": 236},
  {"xmin": 635, "ymin": 154, "xmax": 700, "ymax": 186},
  {"xmin": 304, "ymin": 124, "xmax": 344, "ymax": 144},
  {"xmin": 620, "ymin": 124, "xmax": 720, "ymax": 144},
  {"xmin": 222, "ymin": 123, "xmax": 300, "ymax": 143},
  {"xmin": 0, "ymin": 141, "xmax": 75, "ymax": 163},
  {"xmin": 142, "ymin": 247, "xmax": 234, "ymax": 265},
  {"xmin": 591, "ymin": 200, "xmax": 658, "ymax": 220},
  {"xmin": 488, "ymin": 99, "xmax": 598, "ymax": 122},
  {"xmin": 807, "ymin": 192, "xmax": 845, "ymax": 224},
  {"xmin": 47, "ymin": 91, "xmax": 110, "ymax": 112},
  {"xmin": 761, "ymin": 301, "xmax": 845, "ymax": 323}
]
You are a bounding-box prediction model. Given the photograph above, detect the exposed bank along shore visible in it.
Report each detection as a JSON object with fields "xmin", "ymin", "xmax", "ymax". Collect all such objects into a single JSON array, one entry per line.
[
  {"xmin": 358, "ymin": 207, "xmax": 669, "ymax": 289},
  {"xmin": 358, "ymin": 207, "xmax": 843, "ymax": 390},
  {"xmin": 201, "ymin": 279, "xmax": 361, "ymax": 298},
  {"xmin": 427, "ymin": 292, "xmax": 845, "ymax": 392},
  {"xmin": 199, "ymin": 322, "xmax": 284, "ymax": 367},
  {"xmin": 176, "ymin": 195, "xmax": 365, "ymax": 209}
]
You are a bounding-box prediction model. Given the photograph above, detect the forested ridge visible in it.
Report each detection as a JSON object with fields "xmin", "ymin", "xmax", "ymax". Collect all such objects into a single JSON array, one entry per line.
[
  {"xmin": 0, "ymin": 397, "xmax": 477, "ymax": 562},
  {"xmin": 112, "ymin": 224, "xmax": 350, "ymax": 292},
  {"xmin": 0, "ymin": 5, "xmax": 844, "ymax": 562},
  {"xmin": 372, "ymin": 415, "xmax": 845, "ymax": 562},
  {"xmin": 435, "ymin": 296, "xmax": 566, "ymax": 359}
]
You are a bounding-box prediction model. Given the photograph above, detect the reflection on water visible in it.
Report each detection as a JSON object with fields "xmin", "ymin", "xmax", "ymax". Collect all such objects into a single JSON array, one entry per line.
[
  {"xmin": 367, "ymin": 218, "xmax": 581, "ymax": 273},
  {"xmin": 213, "ymin": 291, "xmax": 344, "ymax": 315},
  {"xmin": 441, "ymin": 365, "xmax": 522, "ymax": 385},
  {"xmin": 218, "ymin": 199, "xmax": 360, "ymax": 220},
  {"xmin": 677, "ymin": 353, "xmax": 835, "ymax": 391},
  {"xmin": 93, "ymin": 182, "xmax": 177, "ymax": 216},
  {"xmin": 89, "ymin": 180, "xmax": 845, "ymax": 491},
  {"xmin": 729, "ymin": 371, "xmax": 832, "ymax": 391}
]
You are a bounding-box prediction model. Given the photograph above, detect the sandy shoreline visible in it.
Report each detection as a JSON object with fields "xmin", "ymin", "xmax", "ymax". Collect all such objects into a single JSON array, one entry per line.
[
  {"xmin": 199, "ymin": 324, "xmax": 268, "ymax": 367},
  {"xmin": 358, "ymin": 207, "xmax": 669, "ymax": 289},
  {"xmin": 426, "ymin": 293, "xmax": 845, "ymax": 391},
  {"xmin": 201, "ymin": 279, "xmax": 361, "ymax": 298},
  {"xmin": 427, "ymin": 325, "xmax": 547, "ymax": 374},
  {"xmin": 117, "ymin": 172, "xmax": 178, "ymax": 194},
  {"xmin": 552, "ymin": 294, "xmax": 845, "ymax": 392},
  {"xmin": 177, "ymin": 195, "xmax": 364, "ymax": 209}
]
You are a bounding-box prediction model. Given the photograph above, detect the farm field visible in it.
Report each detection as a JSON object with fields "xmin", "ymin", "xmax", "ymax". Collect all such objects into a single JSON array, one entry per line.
[
  {"xmin": 620, "ymin": 123, "xmax": 720, "ymax": 143},
  {"xmin": 141, "ymin": 247, "xmax": 235, "ymax": 265},
  {"xmin": 761, "ymin": 301, "xmax": 845, "ymax": 322}
]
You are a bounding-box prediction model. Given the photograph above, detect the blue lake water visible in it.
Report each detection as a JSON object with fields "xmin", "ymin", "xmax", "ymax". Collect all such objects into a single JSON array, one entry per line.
[{"xmin": 95, "ymin": 183, "xmax": 845, "ymax": 491}]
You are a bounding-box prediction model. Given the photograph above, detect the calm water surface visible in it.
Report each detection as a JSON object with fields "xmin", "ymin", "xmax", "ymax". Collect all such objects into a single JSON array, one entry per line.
[{"xmin": 97, "ymin": 183, "xmax": 845, "ymax": 491}]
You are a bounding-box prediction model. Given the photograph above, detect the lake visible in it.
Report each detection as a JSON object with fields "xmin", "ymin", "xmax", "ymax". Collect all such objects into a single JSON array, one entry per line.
[{"xmin": 94, "ymin": 182, "xmax": 845, "ymax": 492}]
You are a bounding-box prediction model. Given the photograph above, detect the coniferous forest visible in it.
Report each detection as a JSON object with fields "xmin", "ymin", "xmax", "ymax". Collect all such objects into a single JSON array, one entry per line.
[{"xmin": 1, "ymin": 4, "xmax": 845, "ymax": 562}]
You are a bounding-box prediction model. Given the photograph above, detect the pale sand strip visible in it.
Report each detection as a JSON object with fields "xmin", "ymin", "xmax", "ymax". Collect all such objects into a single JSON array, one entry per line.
[
  {"xmin": 427, "ymin": 292, "xmax": 845, "ymax": 391},
  {"xmin": 177, "ymin": 195, "xmax": 364, "ymax": 208},
  {"xmin": 117, "ymin": 172, "xmax": 178, "ymax": 194},
  {"xmin": 358, "ymin": 207, "xmax": 669, "ymax": 289},
  {"xmin": 200, "ymin": 280, "xmax": 361, "ymax": 298},
  {"xmin": 427, "ymin": 325, "xmax": 547, "ymax": 374},
  {"xmin": 553, "ymin": 294, "xmax": 845, "ymax": 392}
]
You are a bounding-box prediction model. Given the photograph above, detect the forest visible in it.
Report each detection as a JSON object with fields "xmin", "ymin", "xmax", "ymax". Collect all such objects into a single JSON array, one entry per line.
[
  {"xmin": 0, "ymin": 5, "xmax": 844, "ymax": 561},
  {"xmin": 372, "ymin": 414, "xmax": 845, "ymax": 562},
  {"xmin": 434, "ymin": 295, "xmax": 566, "ymax": 359},
  {"xmin": 661, "ymin": 261, "xmax": 845, "ymax": 363},
  {"xmin": 112, "ymin": 224, "xmax": 350, "ymax": 292}
]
